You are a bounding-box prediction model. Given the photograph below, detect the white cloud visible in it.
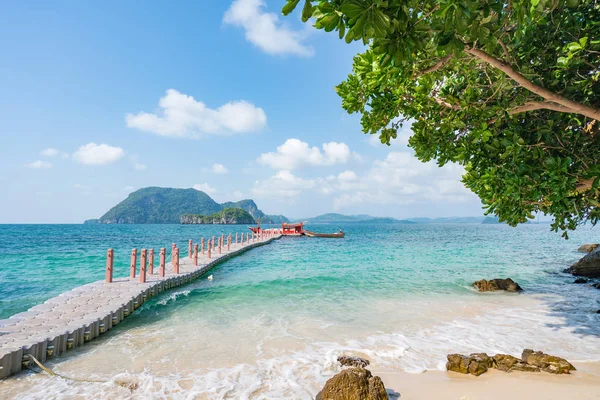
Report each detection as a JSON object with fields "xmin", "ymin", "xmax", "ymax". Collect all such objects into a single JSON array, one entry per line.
[
  {"xmin": 134, "ymin": 163, "xmax": 147, "ymax": 171},
  {"xmin": 40, "ymin": 148, "xmax": 69, "ymax": 158},
  {"xmin": 231, "ymin": 190, "xmax": 245, "ymax": 200},
  {"xmin": 223, "ymin": 0, "xmax": 314, "ymax": 57},
  {"xmin": 193, "ymin": 183, "xmax": 217, "ymax": 195},
  {"xmin": 338, "ymin": 170, "xmax": 357, "ymax": 181},
  {"xmin": 252, "ymin": 170, "xmax": 316, "ymax": 198},
  {"xmin": 211, "ymin": 163, "xmax": 228, "ymax": 174},
  {"xmin": 258, "ymin": 139, "xmax": 352, "ymax": 170},
  {"xmin": 72, "ymin": 143, "xmax": 125, "ymax": 165},
  {"xmin": 25, "ymin": 160, "xmax": 52, "ymax": 169},
  {"xmin": 125, "ymin": 89, "xmax": 267, "ymax": 138},
  {"xmin": 332, "ymin": 152, "xmax": 475, "ymax": 209}
]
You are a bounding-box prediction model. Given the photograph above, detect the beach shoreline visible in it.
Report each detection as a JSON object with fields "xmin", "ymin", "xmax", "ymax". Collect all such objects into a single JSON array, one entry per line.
[{"xmin": 376, "ymin": 361, "xmax": 600, "ymax": 399}]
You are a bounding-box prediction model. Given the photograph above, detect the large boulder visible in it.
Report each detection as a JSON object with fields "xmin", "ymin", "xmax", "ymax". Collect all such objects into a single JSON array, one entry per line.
[
  {"xmin": 492, "ymin": 354, "xmax": 540, "ymax": 373},
  {"xmin": 565, "ymin": 248, "xmax": 600, "ymax": 278},
  {"xmin": 446, "ymin": 353, "xmax": 493, "ymax": 376},
  {"xmin": 316, "ymin": 368, "xmax": 388, "ymax": 400},
  {"xmin": 338, "ymin": 355, "xmax": 370, "ymax": 369},
  {"xmin": 578, "ymin": 244, "xmax": 600, "ymax": 253},
  {"xmin": 472, "ymin": 278, "xmax": 523, "ymax": 292},
  {"xmin": 521, "ymin": 349, "xmax": 576, "ymax": 374}
]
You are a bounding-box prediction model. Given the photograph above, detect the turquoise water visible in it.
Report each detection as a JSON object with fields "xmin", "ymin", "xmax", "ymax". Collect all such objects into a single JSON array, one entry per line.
[
  {"xmin": 1, "ymin": 223, "xmax": 600, "ymax": 398},
  {"xmin": 1, "ymin": 223, "xmax": 598, "ymax": 319}
]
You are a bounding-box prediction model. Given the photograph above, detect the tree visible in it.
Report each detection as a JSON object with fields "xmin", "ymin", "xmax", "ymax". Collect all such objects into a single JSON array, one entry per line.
[{"xmin": 282, "ymin": 0, "xmax": 600, "ymax": 236}]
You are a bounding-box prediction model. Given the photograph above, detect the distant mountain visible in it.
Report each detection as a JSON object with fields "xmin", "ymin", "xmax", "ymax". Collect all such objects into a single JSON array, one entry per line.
[
  {"xmin": 302, "ymin": 213, "xmax": 413, "ymax": 224},
  {"xmin": 481, "ymin": 216, "xmax": 501, "ymax": 224},
  {"xmin": 220, "ymin": 199, "xmax": 289, "ymax": 224},
  {"xmin": 94, "ymin": 187, "xmax": 287, "ymax": 224}
]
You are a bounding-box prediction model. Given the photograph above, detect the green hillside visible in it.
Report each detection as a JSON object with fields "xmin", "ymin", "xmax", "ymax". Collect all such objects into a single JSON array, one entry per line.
[
  {"xmin": 180, "ymin": 208, "xmax": 255, "ymax": 224},
  {"xmin": 96, "ymin": 187, "xmax": 284, "ymax": 224}
]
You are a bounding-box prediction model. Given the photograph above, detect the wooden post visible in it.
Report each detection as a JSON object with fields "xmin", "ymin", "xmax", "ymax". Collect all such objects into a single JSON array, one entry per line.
[
  {"xmin": 149, "ymin": 249, "xmax": 154, "ymax": 275},
  {"xmin": 188, "ymin": 240, "xmax": 192, "ymax": 259},
  {"xmin": 140, "ymin": 249, "xmax": 147, "ymax": 283},
  {"xmin": 171, "ymin": 243, "xmax": 176, "ymax": 267},
  {"xmin": 105, "ymin": 249, "xmax": 114, "ymax": 283},
  {"xmin": 227, "ymin": 235, "xmax": 230, "ymax": 251},
  {"xmin": 174, "ymin": 248, "xmax": 180, "ymax": 274},
  {"xmin": 218, "ymin": 237, "xmax": 222, "ymax": 254},
  {"xmin": 194, "ymin": 244, "xmax": 198, "ymax": 266},
  {"xmin": 201, "ymin": 238, "xmax": 205, "ymax": 255},
  {"xmin": 159, "ymin": 248, "xmax": 166, "ymax": 277},
  {"xmin": 236, "ymin": 232, "xmax": 239, "ymax": 244},
  {"xmin": 208, "ymin": 240, "xmax": 212, "ymax": 259},
  {"xmin": 130, "ymin": 249, "xmax": 137, "ymax": 278},
  {"xmin": 212, "ymin": 236, "xmax": 216, "ymax": 250},
  {"xmin": 221, "ymin": 234, "xmax": 224, "ymax": 249}
]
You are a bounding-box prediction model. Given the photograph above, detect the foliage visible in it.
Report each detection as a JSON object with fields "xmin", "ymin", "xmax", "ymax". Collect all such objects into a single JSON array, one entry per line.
[
  {"xmin": 180, "ymin": 208, "xmax": 256, "ymax": 224},
  {"xmin": 283, "ymin": 0, "xmax": 600, "ymax": 236}
]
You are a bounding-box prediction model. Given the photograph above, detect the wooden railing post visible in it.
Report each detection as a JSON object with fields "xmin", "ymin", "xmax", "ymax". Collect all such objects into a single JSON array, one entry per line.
[
  {"xmin": 174, "ymin": 248, "xmax": 180, "ymax": 274},
  {"xmin": 208, "ymin": 240, "xmax": 212, "ymax": 259},
  {"xmin": 130, "ymin": 249, "xmax": 137, "ymax": 278},
  {"xmin": 159, "ymin": 248, "xmax": 166, "ymax": 277},
  {"xmin": 194, "ymin": 243, "xmax": 198, "ymax": 266},
  {"xmin": 227, "ymin": 235, "xmax": 231, "ymax": 251},
  {"xmin": 171, "ymin": 243, "xmax": 176, "ymax": 267},
  {"xmin": 188, "ymin": 240, "xmax": 192, "ymax": 259},
  {"xmin": 149, "ymin": 249, "xmax": 154, "ymax": 274},
  {"xmin": 201, "ymin": 238, "xmax": 205, "ymax": 255},
  {"xmin": 105, "ymin": 249, "xmax": 114, "ymax": 283},
  {"xmin": 218, "ymin": 237, "xmax": 222, "ymax": 254},
  {"xmin": 140, "ymin": 249, "xmax": 147, "ymax": 283},
  {"xmin": 236, "ymin": 232, "xmax": 239, "ymax": 244}
]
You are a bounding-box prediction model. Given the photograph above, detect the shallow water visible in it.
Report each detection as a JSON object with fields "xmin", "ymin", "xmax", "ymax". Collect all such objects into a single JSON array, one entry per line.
[{"xmin": 1, "ymin": 223, "xmax": 599, "ymax": 398}]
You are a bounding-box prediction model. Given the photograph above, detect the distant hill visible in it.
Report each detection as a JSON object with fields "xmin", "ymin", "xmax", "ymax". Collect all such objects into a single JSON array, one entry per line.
[
  {"xmin": 302, "ymin": 213, "xmax": 413, "ymax": 224},
  {"xmin": 481, "ymin": 216, "xmax": 501, "ymax": 224},
  {"xmin": 94, "ymin": 187, "xmax": 287, "ymax": 224},
  {"xmin": 180, "ymin": 208, "xmax": 255, "ymax": 224}
]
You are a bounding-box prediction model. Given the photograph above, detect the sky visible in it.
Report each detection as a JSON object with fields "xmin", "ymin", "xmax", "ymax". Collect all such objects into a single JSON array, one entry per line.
[{"xmin": 0, "ymin": 0, "xmax": 484, "ymax": 223}]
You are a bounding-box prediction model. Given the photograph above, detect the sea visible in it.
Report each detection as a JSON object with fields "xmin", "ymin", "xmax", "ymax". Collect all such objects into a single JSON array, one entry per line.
[{"xmin": 0, "ymin": 223, "xmax": 599, "ymax": 399}]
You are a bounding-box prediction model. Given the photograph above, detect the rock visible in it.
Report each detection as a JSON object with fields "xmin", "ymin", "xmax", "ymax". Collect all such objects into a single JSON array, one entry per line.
[
  {"xmin": 521, "ymin": 349, "xmax": 576, "ymax": 374},
  {"xmin": 565, "ymin": 248, "xmax": 600, "ymax": 278},
  {"xmin": 446, "ymin": 353, "xmax": 493, "ymax": 376},
  {"xmin": 472, "ymin": 278, "xmax": 523, "ymax": 292},
  {"xmin": 573, "ymin": 278, "xmax": 589, "ymax": 284},
  {"xmin": 592, "ymin": 283, "xmax": 600, "ymax": 290},
  {"xmin": 492, "ymin": 354, "xmax": 540, "ymax": 373},
  {"xmin": 315, "ymin": 367, "xmax": 387, "ymax": 400},
  {"xmin": 578, "ymin": 244, "xmax": 600, "ymax": 253},
  {"xmin": 338, "ymin": 355, "xmax": 370, "ymax": 369}
]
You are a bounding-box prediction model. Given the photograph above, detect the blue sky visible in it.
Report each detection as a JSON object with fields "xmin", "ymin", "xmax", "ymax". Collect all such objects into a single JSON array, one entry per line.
[{"xmin": 0, "ymin": 0, "xmax": 483, "ymax": 223}]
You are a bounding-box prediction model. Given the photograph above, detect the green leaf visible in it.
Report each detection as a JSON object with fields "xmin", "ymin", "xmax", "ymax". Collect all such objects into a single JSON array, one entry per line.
[
  {"xmin": 301, "ymin": 0, "xmax": 313, "ymax": 23},
  {"xmin": 282, "ymin": 0, "xmax": 301, "ymax": 16}
]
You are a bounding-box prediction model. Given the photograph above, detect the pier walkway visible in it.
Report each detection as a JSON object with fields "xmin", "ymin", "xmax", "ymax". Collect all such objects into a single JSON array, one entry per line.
[{"xmin": 0, "ymin": 231, "xmax": 281, "ymax": 379}]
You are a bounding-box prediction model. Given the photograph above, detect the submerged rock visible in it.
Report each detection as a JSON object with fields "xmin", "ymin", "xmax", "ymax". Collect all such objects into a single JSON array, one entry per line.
[
  {"xmin": 338, "ymin": 355, "xmax": 370, "ymax": 369},
  {"xmin": 472, "ymin": 278, "xmax": 523, "ymax": 292},
  {"xmin": 578, "ymin": 244, "xmax": 600, "ymax": 253},
  {"xmin": 492, "ymin": 354, "xmax": 540, "ymax": 373},
  {"xmin": 521, "ymin": 349, "xmax": 576, "ymax": 374},
  {"xmin": 446, "ymin": 353, "xmax": 493, "ymax": 376},
  {"xmin": 565, "ymin": 248, "xmax": 600, "ymax": 278},
  {"xmin": 573, "ymin": 278, "xmax": 589, "ymax": 284},
  {"xmin": 316, "ymin": 367, "xmax": 387, "ymax": 400}
]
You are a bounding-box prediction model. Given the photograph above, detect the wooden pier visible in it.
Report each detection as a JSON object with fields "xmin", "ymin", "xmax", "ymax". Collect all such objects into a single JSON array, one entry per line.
[{"xmin": 0, "ymin": 230, "xmax": 281, "ymax": 379}]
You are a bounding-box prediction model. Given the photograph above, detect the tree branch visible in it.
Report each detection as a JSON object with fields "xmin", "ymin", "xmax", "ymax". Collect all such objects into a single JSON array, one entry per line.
[
  {"xmin": 508, "ymin": 101, "xmax": 574, "ymax": 115},
  {"xmin": 414, "ymin": 55, "xmax": 453, "ymax": 79},
  {"xmin": 433, "ymin": 96, "xmax": 461, "ymax": 110},
  {"xmin": 465, "ymin": 46, "xmax": 600, "ymax": 121}
]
